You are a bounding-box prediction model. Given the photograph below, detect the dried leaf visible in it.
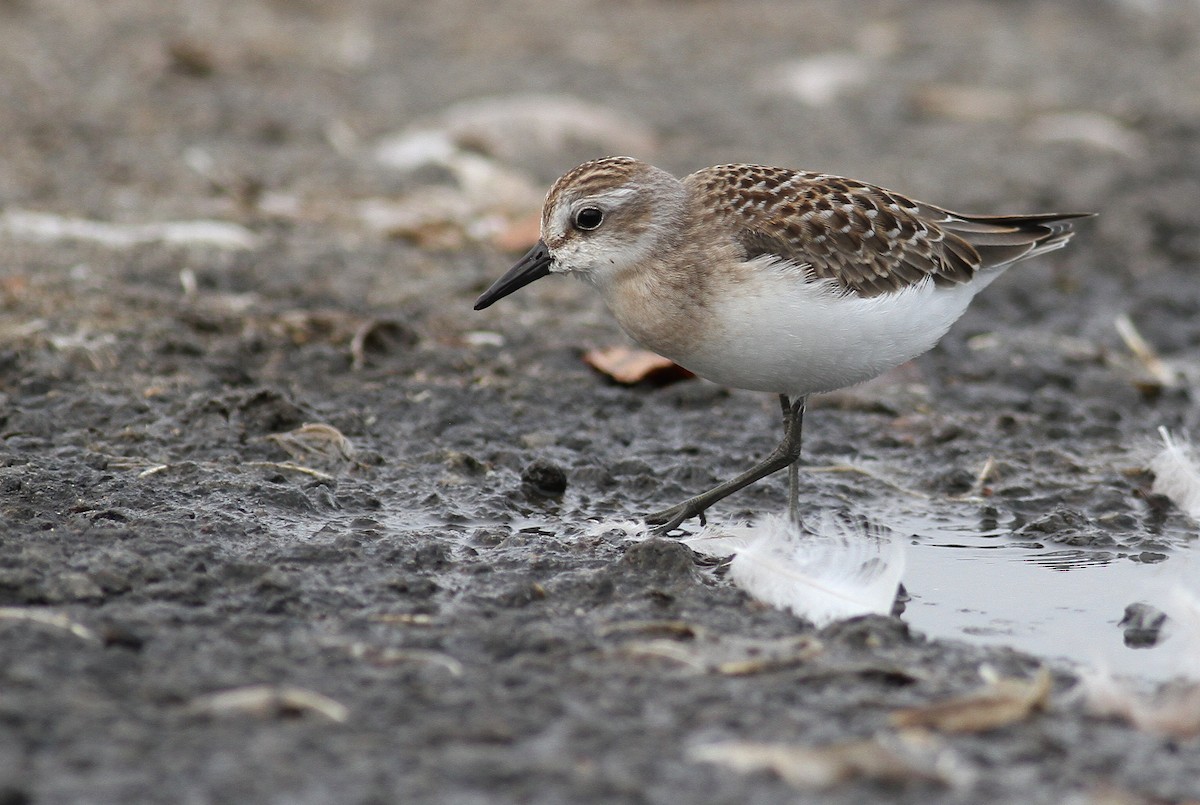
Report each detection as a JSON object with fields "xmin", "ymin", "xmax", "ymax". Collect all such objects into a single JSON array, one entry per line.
[
  {"xmin": 375, "ymin": 94, "xmax": 655, "ymax": 169},
  {"xmin": 0, "ymin": 607, "xmax": 101, "ymax": 643},
  {"xmin": 614, "ymin": 629, "xmax": 822, "ymax": 676},
  {"xmin": 357, "ymin": 152, "xmax": 544, "ymax": 249},
  {"xmin": 0, "ymin": 274, "xmax": 29, "ymax": 301},
  {"xmin": 267, "ymin": 423, "xmax": 356, "ymax": 465},
  {"xmin": 911, "ymin": 84, "xmax": 1023, "ymax": 122},
  {"xmin": 1025, "ymin": 112, "xmax": 1146, "ymax": 158},
  {"xmin": 0, "ymin": 209, "xmax": 259, "ymax": 250},
  {"xmin": 1086, "ymin": 591, "xmax": 1200, "ymax": 738},
  {"xmin": 355, "ymin": 194, "xmax": 473, "ymax": 249},
  {"xmin": 598, "ymin": 620, "xmax": 699, "ymax": 640},
  {"xmin": 371, "ymin": 613, "xmax": 435, "ymax": 626},
  {"xmin": 347, "ymin": 644, "xmax": 464, "ymax": 676},
  {"xmin": 490, "ymin": 210, "xmax": 542, "ymax": 252},
  {"xmin": 186, "ymin": 685, "xmax": 349, "ymax": 722},
  {"xmin": 583, "ymin": 346, "xmax": 693, "ymax": 385},
  {"xmin": 890, "ymin": 667, "xmax": 1051, "ymax": 733},
  {"xmin": 1115, "ymin": 314, "xmax": 1179, "ymax": 389},
  {"xmin": 690, "ymin": 734, "xmax": 965, "ymax": 790},
  {"xmin": 1086, "ymin": 674, "xmax": 1200, "ymax": 739},
  {"xmin": 245, "ymin": 461, "xmax": 334, "ymax": 480},
  {"xmin": 1077, "ymin": 784, "xmax": 1200, "ymax": 805},
  {"xmin": 349, "ymin": 318, "xmax": 420, "ymax": 370}
]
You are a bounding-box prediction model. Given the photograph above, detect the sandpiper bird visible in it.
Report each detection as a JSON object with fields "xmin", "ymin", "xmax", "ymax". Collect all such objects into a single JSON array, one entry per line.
[{"xmin": 474, "ymin": 157, "xmax": 1088, "ymax": 533}]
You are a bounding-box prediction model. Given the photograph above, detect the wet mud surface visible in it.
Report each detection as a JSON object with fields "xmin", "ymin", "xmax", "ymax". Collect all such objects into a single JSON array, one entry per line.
[{"xmin": 2, "ymin": 1, "xmax": 1200, "ymax": 802}]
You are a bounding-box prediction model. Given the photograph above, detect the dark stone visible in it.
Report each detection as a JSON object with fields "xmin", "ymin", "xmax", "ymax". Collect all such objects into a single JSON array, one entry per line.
[{"xmin": 520, "ymin": 459, "xmax": 568, "ymax": 498}]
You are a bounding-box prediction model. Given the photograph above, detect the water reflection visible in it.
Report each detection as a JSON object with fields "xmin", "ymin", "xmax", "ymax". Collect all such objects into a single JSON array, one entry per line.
[
  {"xmin": 888, "ymin": 500, "xmax": 1197, "ymax": 681},
  {"xmin": 1025, "ymin": 550, "xmax": 1115, "ymax": 571}
]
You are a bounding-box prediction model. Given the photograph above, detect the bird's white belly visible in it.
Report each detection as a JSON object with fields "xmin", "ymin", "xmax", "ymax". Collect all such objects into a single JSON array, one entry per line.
[{"xmin": 669, "ymin": 268, "xmax": 988, "ymax": 397}]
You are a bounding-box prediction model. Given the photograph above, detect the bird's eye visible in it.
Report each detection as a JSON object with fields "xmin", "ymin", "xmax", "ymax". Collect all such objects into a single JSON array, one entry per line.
[{"xmin": 573, "ymin": 207, "xmax": 604, "ymax": 231}]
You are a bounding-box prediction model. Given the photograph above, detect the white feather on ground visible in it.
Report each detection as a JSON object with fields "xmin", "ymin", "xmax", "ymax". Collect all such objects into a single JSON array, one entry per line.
[
  {"xmin": 684, "ymin": 512, "xmax": 906, "ymax": 626},
  {"xmin": 1150, "ymin": 427, "xmax": 1200, "ymax": 520}
]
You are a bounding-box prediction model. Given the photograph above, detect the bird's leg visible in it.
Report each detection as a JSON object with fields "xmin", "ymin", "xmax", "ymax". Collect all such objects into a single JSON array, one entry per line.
[
  {"xmin": 785, "ymin": 397, "xmax": 806, "ymax": 525},
  {"xmin": 777, "ymin": 393, "xmax": 802, "ymax": 523},
  {"xmin": 645, "ymin": 395, "xmax": 808, "ymax": 534},
  {"xmin": 787, "ymin": 459, "xmax": 802, "ymax": 525}
]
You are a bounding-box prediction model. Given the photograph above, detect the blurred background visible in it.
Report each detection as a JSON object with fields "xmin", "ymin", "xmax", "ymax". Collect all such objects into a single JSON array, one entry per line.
[
  {"xmin": 4, "ymin": 0, "xmax": 1197, "ymax": 428},
  {"xmin": 3, "ymin": 2, "xmax": 1200, "ymax": 803},
  {"xmin": 3, "ymin": 0, "xmax": 1197, "ymax": 280}
]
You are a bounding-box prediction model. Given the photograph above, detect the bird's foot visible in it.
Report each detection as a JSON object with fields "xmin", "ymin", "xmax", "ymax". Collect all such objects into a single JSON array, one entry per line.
[{"xmin": 644, "ymin": 502, "xmax": 708, "ymax": 536}]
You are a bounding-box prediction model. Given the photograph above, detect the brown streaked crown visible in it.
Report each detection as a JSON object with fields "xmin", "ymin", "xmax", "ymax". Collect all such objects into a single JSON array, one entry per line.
[
  {"xmin": 540, "ymin": 157, "xmax": 684, "ymax": 252},
  {"xmin": 547, "ymin": 156, "xmax": 645, "ymax": 201}
]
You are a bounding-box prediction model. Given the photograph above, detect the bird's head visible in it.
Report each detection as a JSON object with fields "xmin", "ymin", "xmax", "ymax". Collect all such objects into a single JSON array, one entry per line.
[{"xmin": 474, "ymin": 157, "xmax": 686, "ymax": 310}]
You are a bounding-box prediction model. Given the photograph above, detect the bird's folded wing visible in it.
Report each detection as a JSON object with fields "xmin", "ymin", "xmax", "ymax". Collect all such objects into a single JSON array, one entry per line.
[{"xmin": 688, "ymin": 164, "xmax": 1085, "ymax": 298}]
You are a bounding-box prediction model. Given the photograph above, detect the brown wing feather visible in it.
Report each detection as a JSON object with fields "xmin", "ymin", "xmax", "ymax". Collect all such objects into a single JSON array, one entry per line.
[{"xmin": 687, "ymin": 165, "xmax": 1089, "ymax": 298}]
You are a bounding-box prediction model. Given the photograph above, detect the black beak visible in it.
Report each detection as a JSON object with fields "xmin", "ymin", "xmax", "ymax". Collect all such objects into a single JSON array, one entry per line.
[{"xmin": 474, "ymin": 240, "xmax": 554, "ymax": 310}]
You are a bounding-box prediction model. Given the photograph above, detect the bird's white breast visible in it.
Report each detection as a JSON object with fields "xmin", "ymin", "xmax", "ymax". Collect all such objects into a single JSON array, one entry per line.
[{"xmin": 662, "ymin": 257, "xmax": 998, "ymax": 397}]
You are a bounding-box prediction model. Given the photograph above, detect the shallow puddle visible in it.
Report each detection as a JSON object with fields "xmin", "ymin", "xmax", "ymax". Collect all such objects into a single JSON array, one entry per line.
[
  {"xmin": 368, "ymin": 494, "xmax": 1198, "ymax": 682},
  {"xmin": 891, "ymin": 505, "xmax": 1199, "ymax": 682}
]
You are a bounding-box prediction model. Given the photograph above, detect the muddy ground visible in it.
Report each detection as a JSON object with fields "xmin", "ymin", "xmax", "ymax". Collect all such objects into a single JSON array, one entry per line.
[{"xmin": 2, "ymin": 1, "xmax": 1200, "ymax": 803}]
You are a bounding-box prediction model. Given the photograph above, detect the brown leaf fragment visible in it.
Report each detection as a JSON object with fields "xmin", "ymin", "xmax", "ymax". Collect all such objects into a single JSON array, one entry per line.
[
  {"xmin": 0, "ymin": 274, "xmax": 29, "ymax": 302},
  {"xmin": 0, "ymin": 607, "xmax": 101, "ymax": 643},
  {"xmin": 614, "ymin": 630, "xmax": 822, "ymax": 676},
  {"xmin": 583, "ymin": 346, "xmax": 694, "ymax": 386},
  {"xmin": 598, "ymin": 620, "xmax": 700, "ymax": 640},
  {"xmin": 890, "ymin": 666, "xmax": 1052, "ymax": 733},
  {"xmin": 689, "ymin": 735, "xmax": 958, "ymax": 790},
  {"xmin": 490, "ymin": 210, "xmax": 542, "ymax": 252},
  {"xmin": 1115, "ymin": 313, "xmax": 1179, "ymax": 390},
  {"xmin": 910, "ymin": 84, "xmax": 1023, "ymax": 122},
  {"xmin": 185, "ymin": 684, "xmax": 348, "ymax": 723},
  {"xmin": 350, "ymin": 318, "xmax": 420, "ymax": 370},
  {"xmin": 371, "ymin": 613, "xmax": 435, "ymax": 626},
  {"xmin": 267, "ymin": 423, "xmax": 357, "ymax": 468},
  {"xmin": 347, "ymin": 644, "xmax": 464, "ymax": 676},
  {"xmin": 1086, "ymin": 672, "xmax": 1200, "ymax": 739},
  {"xmin": 1080, "ymin": 783, "xmax": 1200, "ymax": 805}
]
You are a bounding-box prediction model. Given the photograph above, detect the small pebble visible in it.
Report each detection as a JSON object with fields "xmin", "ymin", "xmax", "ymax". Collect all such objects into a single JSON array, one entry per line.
[{"xmin": 521, "ymin": 459, "xmax": 567, "ymax": 498}]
